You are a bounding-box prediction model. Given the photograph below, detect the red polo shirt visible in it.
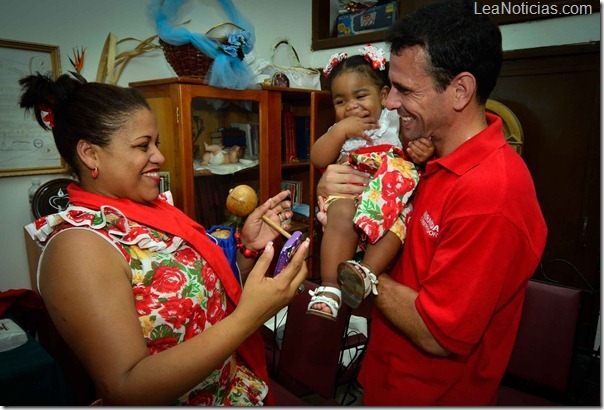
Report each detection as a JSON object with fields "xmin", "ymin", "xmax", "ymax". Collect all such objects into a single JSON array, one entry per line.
[{"xmin": 358, "ymin": 114, "xmax": 547, "ymax": 405}]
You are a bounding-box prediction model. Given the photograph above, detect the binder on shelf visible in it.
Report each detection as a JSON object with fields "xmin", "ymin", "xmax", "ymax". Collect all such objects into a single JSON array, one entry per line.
[
  {"xmin": 282, "ymin": 111, "xmax": 297, "ymax": 162},
  {"xmin": 295, "ymin": 115, "xmax": 311, "ymax": 161}
]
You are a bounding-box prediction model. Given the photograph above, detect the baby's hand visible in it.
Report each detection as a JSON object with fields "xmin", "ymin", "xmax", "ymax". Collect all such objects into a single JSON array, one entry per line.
[
  {"xmin": 407, "ymin": 137, "xmax": 435, "ymax": 166},
  {"xmin": 334, "ymin": 113, "xmax": 379, "ymax": 142}
]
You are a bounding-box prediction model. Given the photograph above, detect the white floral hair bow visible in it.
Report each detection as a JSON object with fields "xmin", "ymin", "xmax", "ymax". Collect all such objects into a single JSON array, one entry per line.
[
  {"xmin": 359, "ymin": 44, "xmax": 386, "ymax": 71},
  {"xmin": 322, "ymin": 52, "xmax": 348, "ymax": 78}
]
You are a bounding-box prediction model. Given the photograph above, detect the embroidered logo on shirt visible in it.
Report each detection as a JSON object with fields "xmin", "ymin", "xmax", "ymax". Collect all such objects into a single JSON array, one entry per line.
[{"xmin": 420, "ymin": 211, "xmax": 439, "ymax": 238}]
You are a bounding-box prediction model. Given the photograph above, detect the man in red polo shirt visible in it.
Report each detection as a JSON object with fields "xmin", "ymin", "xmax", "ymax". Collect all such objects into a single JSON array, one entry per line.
[{"xmin": 316, "ymin": 0, "xmax": 547, "ymax": 405}]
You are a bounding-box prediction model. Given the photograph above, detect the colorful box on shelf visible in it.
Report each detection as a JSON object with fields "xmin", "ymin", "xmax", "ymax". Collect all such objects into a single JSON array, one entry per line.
[{"xmin": 337, "ymin": 1, "xmax": 398, "ymax": 37}]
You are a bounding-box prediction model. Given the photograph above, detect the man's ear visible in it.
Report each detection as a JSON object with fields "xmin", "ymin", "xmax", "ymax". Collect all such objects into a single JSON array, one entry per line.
[
  {"xmin": 76, "ymin": 139, "xmax": 98, "ymax": 170},
  {"xmin": 451, "ymin": 72, "xmax": 476, "ymax": 111},
  {"xmin": 380, "ymin": 85, "xmax": 390, "ymax": 107}
]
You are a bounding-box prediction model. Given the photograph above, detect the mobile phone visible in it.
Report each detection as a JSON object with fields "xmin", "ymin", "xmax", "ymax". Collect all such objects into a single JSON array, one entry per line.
[{"xmin": 273, "ymin": 231, "xmax": 303, "ymax": 276}]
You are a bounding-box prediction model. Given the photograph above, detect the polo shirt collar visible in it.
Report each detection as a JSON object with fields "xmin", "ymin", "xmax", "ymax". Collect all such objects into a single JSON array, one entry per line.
[{"xmin": 424, "ymin": 113, "xmax": 506, "ymax": 177}]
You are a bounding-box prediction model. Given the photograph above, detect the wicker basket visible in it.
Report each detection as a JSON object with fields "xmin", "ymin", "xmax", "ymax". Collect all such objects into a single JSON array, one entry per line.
[
  {"xmin": 159, "ymin": 23, "xmax": 243, "ymax": 79},
  {"xmin": 160, "ymin": 39, "xmax": 214, "ymax": 79}
]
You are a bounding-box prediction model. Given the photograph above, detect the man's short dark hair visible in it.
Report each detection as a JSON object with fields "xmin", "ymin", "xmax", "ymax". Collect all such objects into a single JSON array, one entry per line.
[{"xmin": 387, "ymin": 0, "xmax": 502, "ymax": 104}]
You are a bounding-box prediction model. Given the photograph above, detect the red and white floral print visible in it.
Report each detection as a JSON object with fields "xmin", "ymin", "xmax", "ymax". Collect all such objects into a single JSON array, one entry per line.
[{"xmin": 25, "ymin": 203, "xmax": 267, "ymax": 405}]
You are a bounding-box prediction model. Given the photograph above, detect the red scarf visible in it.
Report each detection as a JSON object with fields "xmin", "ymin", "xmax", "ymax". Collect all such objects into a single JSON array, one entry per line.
[{"xmin": 67, "ymin": 183, "xmax": 273, "ymax": 404}]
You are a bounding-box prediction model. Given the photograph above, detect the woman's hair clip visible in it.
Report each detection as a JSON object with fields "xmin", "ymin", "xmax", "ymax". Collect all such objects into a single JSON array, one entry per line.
[
  {"xmin": 360, "ymin": 44, "xmax": 387, "ymax": 71},
  {"xmin": 38, "ymin": 104, "xmax": 55, "ymax": 128},
  {"xmin": 322, "ymin": 52, "xmax": 348, "ymax": 78}
]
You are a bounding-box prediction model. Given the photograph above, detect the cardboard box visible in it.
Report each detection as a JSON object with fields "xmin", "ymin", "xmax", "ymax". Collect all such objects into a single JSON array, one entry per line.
[{"xmin": 337, "ymin": 2, "xmax": 398, "ymax": 37}]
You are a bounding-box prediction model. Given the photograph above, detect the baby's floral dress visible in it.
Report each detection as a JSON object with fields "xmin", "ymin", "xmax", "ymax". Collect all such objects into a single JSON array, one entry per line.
[
  {"xmin": 322, "ymin": 109, "xmax": 420, "ymax": 245},
  {"xmin": 349, "ymin": 145, "xmax": 419, "ymax": 244},
  {"xmin": 26, "ymin": 193, "xmax": 268, "ymax": 406}
]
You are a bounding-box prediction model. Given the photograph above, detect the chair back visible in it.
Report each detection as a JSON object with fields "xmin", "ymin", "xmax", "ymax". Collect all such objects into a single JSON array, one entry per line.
[
  {"xmin": 497, "ymin": 279, "xmax": 582, "ymax": 405},
  {"xmin": 506, "ymin": 279, "xmax": 581, "ymax": 391},
  {"xmin": 275, "ymin": 280, "xmax": 352, "ymax": 400}
]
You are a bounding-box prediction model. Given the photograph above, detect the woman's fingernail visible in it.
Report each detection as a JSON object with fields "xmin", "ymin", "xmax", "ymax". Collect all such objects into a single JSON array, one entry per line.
[{"xmin": 265, "ymin": 241, "xmax": 273, "ymax": 251}]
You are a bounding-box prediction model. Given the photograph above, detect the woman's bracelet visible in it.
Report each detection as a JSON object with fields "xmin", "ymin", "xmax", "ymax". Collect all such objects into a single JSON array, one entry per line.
[{"xmin": 234, "ymin": 231, "xmax": 263, "ymax": 258}]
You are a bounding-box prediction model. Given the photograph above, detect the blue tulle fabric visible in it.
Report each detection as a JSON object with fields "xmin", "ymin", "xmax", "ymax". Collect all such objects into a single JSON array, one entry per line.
[{"xmin": 149, "ymin": 0, "xmax": 257, "ymax": 90}]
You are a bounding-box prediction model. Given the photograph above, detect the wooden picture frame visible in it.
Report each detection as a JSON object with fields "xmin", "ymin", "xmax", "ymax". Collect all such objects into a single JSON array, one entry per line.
[
  {"xmin": 0, "ymin": 38, "xmax": 65, "ymax": 177},
  {"xmin": 312, "ymin": 0, "xmax": 599, "ymax": 50}
]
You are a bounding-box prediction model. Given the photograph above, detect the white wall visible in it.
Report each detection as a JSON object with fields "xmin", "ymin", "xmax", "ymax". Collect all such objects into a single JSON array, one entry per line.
[{"xmin": 0, "ymin": 0, "xmax": 599, "ymax": 291}]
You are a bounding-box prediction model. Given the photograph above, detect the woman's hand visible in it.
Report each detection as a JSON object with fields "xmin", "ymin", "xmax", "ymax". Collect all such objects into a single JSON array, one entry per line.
[
  {"xmin": 234, "ymin": 238, "xmax": 309, "ymax": 326},
  {"xmin": 240, "ymin": 190, "xmax": 292, "ymax": 251}
]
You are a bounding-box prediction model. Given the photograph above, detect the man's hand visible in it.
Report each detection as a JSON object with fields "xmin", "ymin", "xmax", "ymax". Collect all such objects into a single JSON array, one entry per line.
[{"xmin": 317, "ymin": 164, "xmax": 370, "ymax": 198}]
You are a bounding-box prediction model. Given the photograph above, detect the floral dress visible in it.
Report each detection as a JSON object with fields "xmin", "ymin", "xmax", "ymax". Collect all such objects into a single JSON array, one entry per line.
[
  {"xmin": 26, "ymin": 196, "xmax": 268, "ymax": 406},
  {"xmin": 349, "ymin": 145, "xmax": 419, "ymax": 244}
]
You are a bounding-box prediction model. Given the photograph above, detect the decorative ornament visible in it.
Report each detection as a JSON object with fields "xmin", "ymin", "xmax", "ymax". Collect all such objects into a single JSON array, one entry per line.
[
  {"xmin": 226, "ymin": 184, "xmax": 258, "ymax": 217},
  {"xmin": 96, "ymin": 33, "xmax": 160, "ymax": 85},
  {"xmin": 359, "ymin": 43, "xmax": 387, "ymax": 71},
  {"xmin": 220, "ymin": 31, "xmax": 252, "ymax": 61},
  {"xmin": 322, "ymin": 52, "xmax": 348, "ymax": 78},
  {"xmin": 271, "ymin": 72, "xmax": 290, "ymax": 87},
  {"xmin": 149, "ymin": 0, "xmax": 257, "ymax": 90},
  {"xmin": 38, "ymin": 104, "xmax": 55, "ymax": 128},
  {"xmin": 69, "ymin": 46, "xmax": 86, "ymax": 74}
]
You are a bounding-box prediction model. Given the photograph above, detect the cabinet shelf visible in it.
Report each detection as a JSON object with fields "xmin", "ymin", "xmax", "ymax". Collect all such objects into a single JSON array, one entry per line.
[
  {"xmin": 193, "ymin": 165, "xmax": 260, "ymax": 177},
  {"xmin": 282, "ymin": 161, "xmax": 311, "ymax": 169}
]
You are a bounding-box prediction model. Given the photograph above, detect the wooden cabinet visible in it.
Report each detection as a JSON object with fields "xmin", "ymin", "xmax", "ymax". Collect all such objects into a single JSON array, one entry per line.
[
  {"xmin": 129, "ymin": 78, "xmax": 333, "ymax": 278},
  {"xmin": 264, "ymin": 86, "xmax": 334, "ymax": 278}
]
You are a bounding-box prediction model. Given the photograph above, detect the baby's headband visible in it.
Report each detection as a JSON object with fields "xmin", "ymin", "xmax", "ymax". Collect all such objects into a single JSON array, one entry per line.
[{"xmin": 322, "ymin": 44, "xmax": 387, "ymax": 78}]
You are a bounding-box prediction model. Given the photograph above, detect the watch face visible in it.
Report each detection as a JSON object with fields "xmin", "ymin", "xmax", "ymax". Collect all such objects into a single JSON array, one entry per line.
[{"xmin": 31, "ymin": 178, "xmax": 74, "ymax": 219}]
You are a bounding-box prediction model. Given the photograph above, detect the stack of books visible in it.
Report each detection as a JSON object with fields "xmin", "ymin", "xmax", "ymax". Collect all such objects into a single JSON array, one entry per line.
[{"xmin": 281, "ymin": 180, "xmax": 303, "ymax": 205}]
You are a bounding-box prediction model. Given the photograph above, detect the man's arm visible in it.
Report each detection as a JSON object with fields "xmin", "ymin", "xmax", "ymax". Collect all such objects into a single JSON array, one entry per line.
[
  {"xmin": 317, "ymin": 164, "xmax": 448, "ymax": 355},
  {"xmin": 373, "ymin": 274, "xmax": 451, "ymax": 356}
]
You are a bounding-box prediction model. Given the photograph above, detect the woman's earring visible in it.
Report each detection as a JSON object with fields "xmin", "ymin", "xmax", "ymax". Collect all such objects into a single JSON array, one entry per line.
[{"xmin": 91, "ymin": 167, "xmax": 99, "ymax": 179}]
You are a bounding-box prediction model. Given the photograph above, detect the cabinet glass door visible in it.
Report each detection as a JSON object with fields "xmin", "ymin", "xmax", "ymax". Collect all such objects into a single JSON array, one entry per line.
[{"xmin": 192, "ymin": 97, "xmax": 261, "ymax": 229}]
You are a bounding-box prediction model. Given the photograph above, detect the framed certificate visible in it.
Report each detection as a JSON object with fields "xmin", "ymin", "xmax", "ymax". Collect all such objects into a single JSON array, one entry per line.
[{"xmin": 0, "ymin": 38, "xmax": 65, "ymax": 177}]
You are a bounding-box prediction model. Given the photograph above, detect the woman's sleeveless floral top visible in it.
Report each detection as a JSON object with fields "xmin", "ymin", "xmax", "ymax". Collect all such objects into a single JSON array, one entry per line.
[{"xmin": 28, "ymin": 196, "xmax": 267, "ymax": 406}]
